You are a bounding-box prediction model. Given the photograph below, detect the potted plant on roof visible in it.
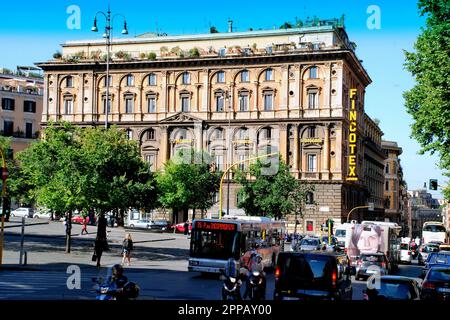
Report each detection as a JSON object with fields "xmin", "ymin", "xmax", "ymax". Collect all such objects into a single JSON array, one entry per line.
[{"xmin": 53, "ymin": 51, "xmax": 63, "ymax": 60}]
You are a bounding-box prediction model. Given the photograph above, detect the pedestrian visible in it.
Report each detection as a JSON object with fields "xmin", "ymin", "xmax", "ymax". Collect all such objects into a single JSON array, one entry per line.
[
  {"xmin": 81, "ymin": 216, "xmax": 88, "ymax": 235},
  {"xmin": 184, "ymin": 220, "xmax": 189, "ymax": 236},
  {"xmin": 122, "ymin": 233, "xmax": 134, "ymax": 266},
  {"xmin": 93, "ymin": 236, "xmax": 107, "ymax": 268}
]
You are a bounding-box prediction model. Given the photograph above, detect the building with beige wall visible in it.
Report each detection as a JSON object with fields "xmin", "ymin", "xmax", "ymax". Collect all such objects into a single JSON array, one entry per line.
[
  {"xmin": 38, "ymin": 19, "xmax": 386, "ymax": 232},
  {"xmin": 0, "ymin": 70, "xmax": 43, "ymax": 155}
]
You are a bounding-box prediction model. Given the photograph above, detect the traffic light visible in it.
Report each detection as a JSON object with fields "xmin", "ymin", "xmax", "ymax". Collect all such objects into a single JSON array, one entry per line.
[{"xmin": 429, "ymin": 179, "xmax": 438, "ymax": 191}]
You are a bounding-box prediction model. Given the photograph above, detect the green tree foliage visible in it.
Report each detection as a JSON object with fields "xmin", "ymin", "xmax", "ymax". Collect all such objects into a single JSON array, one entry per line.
[
  {"xmin": 279, "ymin": 22, "xmax": 293, "ymax": 29},
  {"xmin": 156, "ymin": 149, "xmax": 220, "ymax": 221},
  {"xmin": 403, "ymin": 0, "xmax": 450, "ymax": 199},
  {"xmin": 235, "ymin": 157, "xmax": 314, "ymax": 220},
  {"xmin": 17, "ymin": 123, "xmax": 157, "ymax": 252}
]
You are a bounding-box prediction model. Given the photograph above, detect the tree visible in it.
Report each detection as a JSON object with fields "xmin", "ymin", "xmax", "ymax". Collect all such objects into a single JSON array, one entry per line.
[
  {"xmin": 235, "ymin": 157, "xmax": 314, "ymax": 220},
  {"xmin": 404, "ymin": 0, "xmax": 450, "ymax": 200},
  {"xmin": 156, "ymin": 149, "xmax": 220, "ymax": 223},
  {"xmin": 210, "ymin": 26, "xmax": 219, "ymax": 33},
  {"xmin": 279, "ymin": 22, "xmax": 293, "ymax": 29}
]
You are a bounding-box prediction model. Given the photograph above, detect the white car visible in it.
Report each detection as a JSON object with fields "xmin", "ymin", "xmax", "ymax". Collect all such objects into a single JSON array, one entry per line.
[
  {"xmin": 33, "ymin": 209, "xmax": 52, "ymax": 219},
  {"xmin": 128, "ymin": 219, "xmax": 152, "ymax": 229},
  {"xmin": 399, "ymin": 242, "xmax": 412, "ymax": 264},
  {"xmin": 11, "ymin": 208, "xmax": 34, "ymax": 218}
]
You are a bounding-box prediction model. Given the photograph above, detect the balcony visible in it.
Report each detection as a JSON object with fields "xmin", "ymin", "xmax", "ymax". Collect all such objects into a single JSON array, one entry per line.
[{"xmin": 1, "ymin": 130, "xmax": 40, "ymax": 139}]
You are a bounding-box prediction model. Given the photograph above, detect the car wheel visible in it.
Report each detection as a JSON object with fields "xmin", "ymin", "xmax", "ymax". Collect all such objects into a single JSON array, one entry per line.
[
  {"xmin": 34, "ymin": 215, "xmax": 39, "ymax": 219},
  {"xmin": 129, "ymin": 224, "xmax": 134, "ymax": 228}
]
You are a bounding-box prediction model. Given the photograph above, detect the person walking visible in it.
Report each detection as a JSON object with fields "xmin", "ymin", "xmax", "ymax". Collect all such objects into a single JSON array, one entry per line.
[
  {"xmin": 81, "ymin": 216, "xmax": 88, "ymax": 235},
  {"xmin": 122, "ymin": 234, "xmax": 134, "ymax": 266},
  {"xmin": 183, "ymin": 220, "xmax": 190, "ymax": 236},
  {"xmin": 93, "ymin": 236, "xmax": 107, "ymax": 268}
]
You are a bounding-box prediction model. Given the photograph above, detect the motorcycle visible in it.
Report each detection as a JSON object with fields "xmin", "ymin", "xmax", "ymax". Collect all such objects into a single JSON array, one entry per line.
[
  {"xmin": 92, "ymin": 267, "xmax": 140, "ymax": 300},
  {"xmin": 246, "ymin": 270, "xmax": 266, "ymax": 301},
  {"xmin": 220, "ymin": 273, "xmax": 242, "ymax": 300}
]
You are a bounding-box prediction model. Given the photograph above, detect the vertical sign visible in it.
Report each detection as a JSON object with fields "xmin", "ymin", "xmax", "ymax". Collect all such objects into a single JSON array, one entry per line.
[{"xmin": 347, "ymin": 89, "xmax": 358, "ymax": 181}]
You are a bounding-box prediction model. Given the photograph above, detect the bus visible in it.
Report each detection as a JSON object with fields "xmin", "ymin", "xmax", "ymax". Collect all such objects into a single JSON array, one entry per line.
[
  {"xmin": 422, "ymin": 221, "xmax": 447, "ymax": 245},
  {"xmin": 188, "ymin": 216, "xmax": 285, "ymax": 274}
]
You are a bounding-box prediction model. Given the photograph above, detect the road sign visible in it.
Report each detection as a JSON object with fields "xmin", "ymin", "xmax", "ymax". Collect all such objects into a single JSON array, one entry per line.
[{"xmin": 368, "ymin": 202, "xmax": 374, "ymax": 211}]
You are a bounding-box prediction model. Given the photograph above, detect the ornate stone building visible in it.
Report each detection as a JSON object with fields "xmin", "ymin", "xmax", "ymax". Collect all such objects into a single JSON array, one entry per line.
[{"xmin": 37, "ymin": 19, "xmax": 385, "ymax": 232}]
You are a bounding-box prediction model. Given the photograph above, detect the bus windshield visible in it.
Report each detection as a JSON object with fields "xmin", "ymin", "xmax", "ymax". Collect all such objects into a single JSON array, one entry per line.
[
  {"xmin": 190, "ymin": 229, "xmax": 239, "ymax": 260},
  {"xmin": 423, "ymin": 225, "xmax": 446, "ymax": 232}
]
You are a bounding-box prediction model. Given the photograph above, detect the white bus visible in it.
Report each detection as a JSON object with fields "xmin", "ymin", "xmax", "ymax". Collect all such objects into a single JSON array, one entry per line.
[
  {"xmin": 422, "ymin": 221, "xmax": 447, "ymax": 245},
  {"xmin": 188, "ymin": 216, "xmax": 285, "ymax": 274}
]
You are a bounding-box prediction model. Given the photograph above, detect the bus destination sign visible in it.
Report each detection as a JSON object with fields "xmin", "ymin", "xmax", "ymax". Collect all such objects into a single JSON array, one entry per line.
[{"xmin": 195, "ymin": 221, "xmax": 237, "ymax": 231}]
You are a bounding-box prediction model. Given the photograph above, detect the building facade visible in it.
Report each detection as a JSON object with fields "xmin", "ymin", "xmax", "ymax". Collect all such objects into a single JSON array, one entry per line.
[
  {"xmin": 408, "ymin": 188, "xmax": 442, "ymax": 238},
  {"xmin": 38, "ymin": 19, "xmax": 385, "ymax": 232},
  {"xmin": 0, "ymin": 69, "xmax": 43, "ymax": 154}
]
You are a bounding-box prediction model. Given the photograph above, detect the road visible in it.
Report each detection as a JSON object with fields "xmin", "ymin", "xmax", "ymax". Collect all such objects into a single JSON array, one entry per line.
[{"xmin": 0, "ymin": 217, "xmax": 424, "ymax": 300}]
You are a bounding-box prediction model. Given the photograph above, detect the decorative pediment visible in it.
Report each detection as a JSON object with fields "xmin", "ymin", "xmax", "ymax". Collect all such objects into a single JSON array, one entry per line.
[{"xmin": 160, "ymin": 112, "xmax": 203, "ymax": 123}]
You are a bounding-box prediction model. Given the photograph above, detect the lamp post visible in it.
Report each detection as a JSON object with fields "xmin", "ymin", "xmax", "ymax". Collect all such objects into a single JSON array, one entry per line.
[
  {"xmin": 219, "ymin": 152, "xmax": 278, "ymax": 219},
  {"xmin": 346, "ymin": 205, "xmax": 370, "ymax": 223},
  {"xmin": 91, "ymin": 5, "xmax": 129, "ymax": 129},
  {"xmin": 226, "ymin": 87, "xmax": 233, "ymax": 216}
]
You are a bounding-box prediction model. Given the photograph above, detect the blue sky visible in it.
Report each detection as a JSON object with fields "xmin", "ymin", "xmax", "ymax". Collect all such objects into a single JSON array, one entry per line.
[{"xmin": 0, "ymin": 0, "xmax": 446, "ymax": 198}]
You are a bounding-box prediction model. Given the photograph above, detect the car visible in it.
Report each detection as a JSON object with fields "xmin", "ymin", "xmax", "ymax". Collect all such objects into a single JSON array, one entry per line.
[
  {"xmin": 128, "ymin": 219, "xmax": 152, "ymax": 229},
  {"xmin": 33, "ymin": 208, "xmax": 52, "ymax": 219},
  {"xmin": 71, "ymin": 215, "xmax": 90, "ymax": 224},
  {"xmin": 10, "ymin": 208, "xmax": 34, "ymax": 218},
  {"xmin": 321, "ymin": 235, "xmax": 339, "ymax": 251},
  {"xmin": 273, "ymin": 251, "xmax": 355, "ymax": 301},
  {"xmin": 355, "ymin": 253, "xmax": 389, "ymax": 281},
  {"xmin": 439, "ymin": 243, "xmax": 450, "ymax": 252},
  {"xmin": 421, "ymin": 252, "xmax": 450, "ymax": 278},
  {"xmin": 363, "ymin": 276, "xmax": 421, "ymax": 300},
  {"xmin": 172, "ymin": 222, "xmax": 192, "ymax": 233},
  {"xmin": 421, "ymin": 267, "xmax": 450, "ymax": 301},
  {"xmin": 298, "ymin": 236, "xmax": 323, "ymax": 251},
  {"xmin": 399, "ymin": 242, "xmax": 412, "ymax": 264},
  {"xmin": 149, "ymin": 220, "xmax": 171, "ymax": 232},
  {"xmin": 418, "ymin": 243, "xmax": 440, "ymax": 265}
]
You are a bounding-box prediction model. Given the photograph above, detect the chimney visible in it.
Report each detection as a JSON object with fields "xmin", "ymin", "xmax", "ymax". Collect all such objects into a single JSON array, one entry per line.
[{"xmin": 228, "ymin": 20, "xmax": 233, "ymax": 33}]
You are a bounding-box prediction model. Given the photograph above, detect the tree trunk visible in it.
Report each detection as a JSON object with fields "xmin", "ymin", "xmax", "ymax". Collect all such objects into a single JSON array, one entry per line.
[
  {"xmin": 118, "ymin": 208, "xmax": 125, "ymax": 227},
  {"xmin": 192, "ymin": 208, "xmax": 196, "ymax": 221},
  {"xmin": 65, "ymin": 211, "xmax": 72, "ymax": 254}
]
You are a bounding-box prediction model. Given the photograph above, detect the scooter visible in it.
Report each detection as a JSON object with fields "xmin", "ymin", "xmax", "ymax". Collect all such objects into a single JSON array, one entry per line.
[
  {"xmin": 92, "ymin": 273, "xmax": 140, "ymax": 300},
  {"xmin": 246, "ymin": 270, "xmax": 266, "ymax": 301},
  {"xmin": 220, "ymin": 271, "xmax": 242, "ymax": 300}
]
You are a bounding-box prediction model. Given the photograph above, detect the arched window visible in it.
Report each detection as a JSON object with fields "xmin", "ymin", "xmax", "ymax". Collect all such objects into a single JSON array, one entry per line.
[
  {"xmin": 241, "ymin": 70, "xmax": 249, "ymax": 82},
  {"xmin": 148, "ymin": 73, "xmax": 157, "ymax": 86},
  {"xmin": 309, "ymin": 67, "xmax": 318, "ymax": 79},
  {"xmin": 217, "ymin": 71, "xmax": 225, "ymax": 83},
  {"xmin": 265, "ymin": 69, "xmax": 273, "ymax": 81},
  {"xmin": 126, "ymin": 75, "xmax": 134, "ymax": 87},
  {"xmin": 260, "ymin": 127, "xmax": 272, "ymax": 140},
  {"xmin": 182, "ymin": 72, "xmax": 190, "ymax": 85},
  {"xmin": 66, "ymin": 76, "xmax": 73, "ymax": 88}
]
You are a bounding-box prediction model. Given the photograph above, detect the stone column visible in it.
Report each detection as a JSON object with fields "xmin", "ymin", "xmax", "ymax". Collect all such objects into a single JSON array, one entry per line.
[
  {"xmin": 321, "ymin": 123, "xmax": 330, "ymax": 180},
  {"xmin": 335, "ymin": 123, "xmax": 343, "ymax": 178},
  {"xmin": 293, "ymin": 124, "xmax": 299, "ymax": 173},
  {"xmin": 161, "ymin": 71, "xmax": 168, "ymax": 113},
  {"xmin": 195, "ymin": 122, "xmax": 203, "ymax": 151},
  {"xmin": 279, "ymin": 124, "xmax": 288, "ymax": 163},
  {"xmin": 202, "ymin": 70, "xmax": 209, "ymax": 112},
  {"xmin": 280, "ymin": 65, "xmax": 289, "ymax": 110},
  {"xmin": 159, "ymin": 126, "xmax": 169, "ymax": 168}
]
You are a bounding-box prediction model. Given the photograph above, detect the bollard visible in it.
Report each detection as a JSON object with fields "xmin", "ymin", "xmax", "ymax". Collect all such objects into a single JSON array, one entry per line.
[
  {"xmin": 19, "ymin": 217, "xmax": 25, "ymax": 265},
  {"xmin": 23, "ymin": 251, "xmax": 27, "ymax": 266}
]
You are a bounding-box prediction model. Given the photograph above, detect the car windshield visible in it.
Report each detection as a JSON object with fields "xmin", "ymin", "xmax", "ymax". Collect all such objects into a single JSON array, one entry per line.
[
  {"xmin": 321, "ymin": 237, "xmax": 337, "ymax": 245},
  {"xmin": 424, "ymin": 245, "xmax": 439, "ymax": 253},
  {"xmin": 280, "ymin": 254, "xmax": 333, "ymax": 280},
  {"xmin": 369, "ymin": 281, "xmax": 415, "ymax": 300},
  {"xmin": 361, "ymin": 255, "xmax": 384, "ymax": 262},
  {"xmin": 428, "ymin": 253, "xmax": 450, "ymax": 264},
  {"xmin": 301, "ymin": 239, "xmax": 319, "ymax": 246},
  {"xmin": 423, "ymin": 225, "xmax": 446, "ymax": 232},
  {"xmin": 400, "ymin": 243, "xmax": 409, "ymax": 250},
  {"xmin": 335, "ymin": 230, "xmax": 346, "ymax": 237},
  {"xmin": 428, "ymin": 269, "xmax": 450, "ymax": 281}
]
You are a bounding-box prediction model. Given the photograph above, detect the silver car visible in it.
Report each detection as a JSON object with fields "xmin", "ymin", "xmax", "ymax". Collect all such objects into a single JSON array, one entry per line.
[
  {"xmin": 299, "ymin": 237, "xmax": 323, "ymax": 251},
  {"xmin": 11, "ymin": 208, "xmax": 34, "ymax": 218}
]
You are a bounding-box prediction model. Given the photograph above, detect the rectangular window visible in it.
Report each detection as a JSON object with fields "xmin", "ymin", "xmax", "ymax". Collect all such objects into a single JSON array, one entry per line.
[
  {"xmin": 147, "ymin": 130, "xmax": 155, "ymax": 140},
  {"xmin": 241, "ymin": 71, "xmax": 249, "ymax": 82},
  {"xmin": 217, "ymin": 72, "xmax": 225, "ymax": 83},
  {"xmin": 24, "ymin": 101, "xmax": 36, "ymax": 113},
  {"xmin": 125, "ymin": 97, "xmax": 134, "ymax": 113},
  {"xmin": 126, "ymin": 130, "xmax": 133, "ymax": 140},
  {"xmin": 238, "ymin": 155, "xmax": 247, "ymax": 171},
  {"xmin": 215, "ymin": 155, "xmax": 224, "ymax": 171},
  {"xmin": 2, "ymin": 98, "xmax": 15, "ymax": 111},
  {"xmin": 239, "ymin": 94, "xmax": 249, "ymax": 111},
  {"xmin": 104, "ymin": 76, "xmax": 112, "ymax": 87},
  {"xmin": 147, "ymin": 97, "xmax": 156, "ymax": 113},
  {"xmin": 264, "ymin": 128, "xmax": 272, "ymax": 140},
  {"xmin": 64, "ymin": 99, "xmax": 73, "ymax": 114},
  {"xmin": 219, "ymin": 48, "xmax": 226, "ymax": 57},
  {"xmin": 25, "ymin": 123, "xmax": 33, "ymax": 139},
  {"xmin": 126, "ymin": 75, "xmax": 134, "ymax": 87},
  {"xmin": 307, "ymin": 154, "xmax": 317, "ymax": 172},
  {"xmin": 66, "ymin": 77, "xmax": 73, "ymax": 88},
  {"xmin": 385, "ymin": 165, "xmax": 389, "ymax": 174},
  {"xmin": 3, "ymin": 121, "xmax": 13, "ymax": 136},
  {"xmin": 216, "ymin": 95, "xmax": 224, "ymax": 112},
  {"xmin": 309, "ymin": 67, "xmax": 318, "ymax": 79},
  {"xmin": 308, "ymin": 127, "xmax": 316, "ymax": 138},
  {"xmin": 385, "ymin": 181, "xmax": 389, "ymax": 191},
  {"xmin": 148, "ymin": 74, "xmax": 157, "ymax": 86},
  {"xmin": 264, "ymin": 94, "xmax": 273, "ymax": 111},
  {"xmin": 182, "ymin": 73, "xmax": 190, "ymax": 85},
  {"xmin": 308, "ymin": 92, "xmax": 318, "ymax": 109},
  {"xmin": 181, "ymin": 96, "xmax": 190, "ymax": 112},
  {"xmin": 145, "ymin": 155, "xmax": 156, "ymax": 172},
  {"xmin": 103, "ymin": 97, "xmax": 112, "ymax": 113},
  {"xmin": 265, "ymin": 69, "xmax": 273, "ymax": 81}
]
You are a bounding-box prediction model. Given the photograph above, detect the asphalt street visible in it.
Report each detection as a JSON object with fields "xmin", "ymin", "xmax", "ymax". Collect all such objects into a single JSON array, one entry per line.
[{"xmin": 0, "ymin": 217, "xmax": 424, "ymax": 300}]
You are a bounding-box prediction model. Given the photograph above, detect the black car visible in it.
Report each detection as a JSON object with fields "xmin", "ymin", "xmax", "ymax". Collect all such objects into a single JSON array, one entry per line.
[
  {"xmin": 274, "ymin": 251, "xmax": 355, "ymax": 301},
  {"xmin": 421, "ymin": 267, "xmax": 450, "ymax": 301},
  {"xmin": 363, "ymin": 276, "xmax": 421, "ymax": 300}
]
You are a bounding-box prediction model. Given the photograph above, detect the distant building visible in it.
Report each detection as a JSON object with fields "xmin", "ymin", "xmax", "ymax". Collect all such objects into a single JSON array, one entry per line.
[
  {"xmin": 0, "ymin": 68, "xmax": 43, "ymax": 155},
  {"xmin": 408, "ymin": 188, "xmax": 442, "ymax": 238}
]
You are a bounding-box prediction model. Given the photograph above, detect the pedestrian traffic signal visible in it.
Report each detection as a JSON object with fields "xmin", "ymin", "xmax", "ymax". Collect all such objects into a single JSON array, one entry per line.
[{"xmin": 429, "ymin": 179, "xmax": 438, "ymax": 191}]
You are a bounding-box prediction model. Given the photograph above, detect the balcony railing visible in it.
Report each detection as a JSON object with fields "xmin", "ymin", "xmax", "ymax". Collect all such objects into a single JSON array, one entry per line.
[{"xmin": 0, "ymin": 131, "xmax": 40, "ymax": 139}]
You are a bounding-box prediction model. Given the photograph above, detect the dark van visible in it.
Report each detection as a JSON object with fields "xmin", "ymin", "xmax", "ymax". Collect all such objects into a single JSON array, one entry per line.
[{"xmin": 274, "ymin": 251, "xmax": 355, "ymax": 300}]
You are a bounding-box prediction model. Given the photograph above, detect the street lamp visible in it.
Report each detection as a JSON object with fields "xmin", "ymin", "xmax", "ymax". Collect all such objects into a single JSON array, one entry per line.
[{"xmin": 91, "ymin": 5, "xmax": 129, "ymax": 129}]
